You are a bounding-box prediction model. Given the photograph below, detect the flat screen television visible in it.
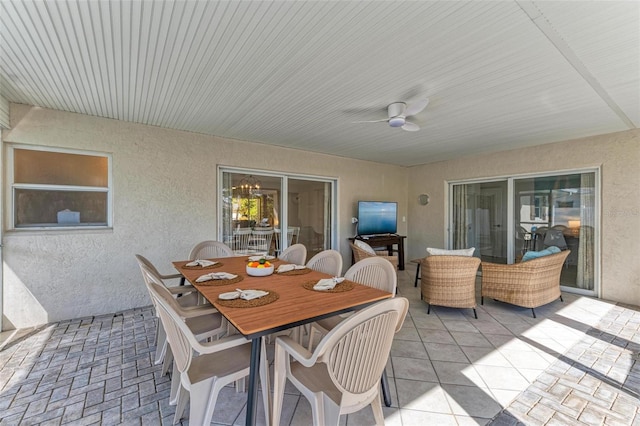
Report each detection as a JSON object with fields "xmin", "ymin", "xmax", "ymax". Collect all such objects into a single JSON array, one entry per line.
[{"xmin": 357, "ymin": 201, "xmax": 397, "ymax": 236}]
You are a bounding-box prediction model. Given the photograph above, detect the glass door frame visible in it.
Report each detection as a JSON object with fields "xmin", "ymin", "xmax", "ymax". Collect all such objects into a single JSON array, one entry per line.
[
  {"xmin": 447, "ymin": 167, "xmax": 601, "ymax": 297},
  {"xmin": 217, "ymin": 166, "xmax": 338, "ymax": 253}
]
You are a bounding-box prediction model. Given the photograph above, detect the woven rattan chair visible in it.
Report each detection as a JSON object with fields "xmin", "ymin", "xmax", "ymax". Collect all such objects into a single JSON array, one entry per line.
[
  {"xmin": 421, "ymin": 255, "xmax": 481, "ymax": 319},
  {"xmin": 350, "ymin": 241, "xmax": 398, "ymax": 269},
  {"xmin": 481, "ymin": 250, "xmax": 570, "ymax": 318}
]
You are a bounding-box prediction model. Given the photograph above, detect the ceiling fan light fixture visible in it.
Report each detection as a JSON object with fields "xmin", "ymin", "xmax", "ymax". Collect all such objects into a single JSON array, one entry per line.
[{"xmin": 388, "ymin": 116, "xmax": 406, "ymax": 127}]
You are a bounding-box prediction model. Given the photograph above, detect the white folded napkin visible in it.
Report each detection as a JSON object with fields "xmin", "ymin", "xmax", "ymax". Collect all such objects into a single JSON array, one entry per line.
[
  {"xmin": 236, "ymin": 288, "xmax": 269, "ymax": 300},
  {"xmin": 276, "ymin": 264, "xmax": 307, "ymax": 273},
  {"xmin": 186, "ymin": 259, "xmax": 218, "ymax": 267},
  {"xmin": 248, "ymin": 255, "xmax": 275, "ymax": 261},
  {"xmin": 313, "ymin": 277, "xmax": 345, "ymax": 291},
  {"xmin": 195, "ymin": 272, "xmax": 237, "ymax": 282}
]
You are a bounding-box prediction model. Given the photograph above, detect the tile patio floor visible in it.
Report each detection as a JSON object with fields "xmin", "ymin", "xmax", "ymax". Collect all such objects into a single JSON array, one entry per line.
[{"xmin": 1, "ymin": 265, "xmax": 639, "ymax": 425}]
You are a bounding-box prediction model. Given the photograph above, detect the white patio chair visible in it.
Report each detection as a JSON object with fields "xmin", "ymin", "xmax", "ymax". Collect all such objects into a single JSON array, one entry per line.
[
  {"xmin": 135, "ymin": 255, "xmax": 216, "ymax": 366},
  {"xmin": 188, "ymin": 240, "xmax": 234, "ymax": 259},
  {"xmin": 272, "ymin": 297, "xmax": 408, "ymax": 426},
  {"xmin": 278, "ymin": 243, "xmax": 307, "ymax": 265},
  {"xmin": 148, "ymin": 280, "xmax": 271, "ymax": 425},
  {"xmin": 306, "ymin": 249, "xmax": 343, "ymax": 277},
  {"xmin": 136, "ymin": 255, "xmax": 227, "ymax": 402},
  {"xmin": 307, "ymin": 256, "xmax": 397, "ymax": 349}
]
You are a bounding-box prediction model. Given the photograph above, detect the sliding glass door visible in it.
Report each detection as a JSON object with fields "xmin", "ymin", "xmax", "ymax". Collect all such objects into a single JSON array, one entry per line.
[
  {"xmin": 219, "ymin": 168, "xmax": 335, "ymax": 262},
  {"xmin": 450, "ymin": 169, "xmax": 598, "ymax": 295},
  {"xmin": 514, "ymin": 173, "xmax": 596, "ymax": 291},
  {"xmin": 451, "ymin": 180, "xmax": 508, "ymax": 264}
]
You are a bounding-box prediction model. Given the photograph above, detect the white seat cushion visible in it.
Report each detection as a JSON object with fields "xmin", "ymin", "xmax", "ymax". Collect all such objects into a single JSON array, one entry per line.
[
  {"xmin": 426, "ymin": 247, "xmax": 475, "ymax": 257},
  {"xmin": 354, "ymin": 239, "xmax": 377, "ymax": 255}
]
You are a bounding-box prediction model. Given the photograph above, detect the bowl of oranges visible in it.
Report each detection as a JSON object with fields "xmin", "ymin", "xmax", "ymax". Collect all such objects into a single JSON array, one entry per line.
[{"xmin": 246, "ymin": 258, "xmax": 274, "ymax": 277}]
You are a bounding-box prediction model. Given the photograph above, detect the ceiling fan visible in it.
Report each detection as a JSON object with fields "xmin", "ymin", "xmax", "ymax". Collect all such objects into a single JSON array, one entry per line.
[{"xmin": 354, "ymin": 98, "xmax": 429, "ymax": 132}]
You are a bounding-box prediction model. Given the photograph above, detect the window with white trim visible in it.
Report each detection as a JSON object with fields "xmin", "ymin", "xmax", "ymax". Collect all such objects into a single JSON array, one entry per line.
[{"xmin": 10, "ymin": 146, "xmax": 112, "ymax": 229}]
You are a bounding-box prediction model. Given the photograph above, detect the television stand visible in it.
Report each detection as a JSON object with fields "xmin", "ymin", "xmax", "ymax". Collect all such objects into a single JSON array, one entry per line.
[{"xmin": 348, "ymin": 234, "xmax": 406, "ymax": 270}]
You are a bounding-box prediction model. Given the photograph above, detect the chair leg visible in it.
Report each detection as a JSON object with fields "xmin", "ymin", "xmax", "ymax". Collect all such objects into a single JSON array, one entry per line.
[
  {"xmin": 481, "ymin": 296, "xmax": 484, "ymax": 305},
  {"xmin": 272, "ymin": 343, "xmax": 288, "ymax": 426},
  {"xmin": 381, "ymin": 368, "xmax": 391, "ymax": 407},
  {"xmin": 473, "ymin": 308, "xmax": 478, "ymax": 319},
  {"xmin": 560, "ymin": 294, "xmax": 563, "ymax": 302},
  {"xmin": 414, "ymin": 263, "xmax": 420, "ymax": 287},
  {"xmin": 371, "ymin": 392, "xmax": 385, "ymax": 426},
  {"xmin": 531, "ymin": 308, "xmax": 536, "ymax": 318},
  {"xmin": 427, "ymin": 304, "xmax": 431, "ymax": 315}
]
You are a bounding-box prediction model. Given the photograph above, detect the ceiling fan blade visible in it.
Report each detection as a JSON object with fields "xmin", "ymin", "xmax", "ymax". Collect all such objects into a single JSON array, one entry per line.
[
  {"xmin": 352, "ymin": 119, "xmax": 388, "ymax": 124},
  {"xmin": 402, "ymin": 122, "xmax": 420, "ymax": 132},
  {"xmin": 404, "ymin": 98, "xmax": 430, "ymax": 117}
]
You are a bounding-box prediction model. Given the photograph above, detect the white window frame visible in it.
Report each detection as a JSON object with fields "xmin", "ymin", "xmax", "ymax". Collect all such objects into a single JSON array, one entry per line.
[{"xmin": 7, "ymin": 144, "xmax": 113, "ymax": 231}]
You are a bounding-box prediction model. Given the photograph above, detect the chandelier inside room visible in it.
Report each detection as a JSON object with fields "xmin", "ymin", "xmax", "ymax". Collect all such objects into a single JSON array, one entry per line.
[{"xmin": 237, "ymin": 175, "xmax": 261, "ymax": 196}]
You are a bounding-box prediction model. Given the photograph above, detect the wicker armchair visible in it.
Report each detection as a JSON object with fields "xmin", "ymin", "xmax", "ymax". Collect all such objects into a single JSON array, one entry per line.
[
  {"xmin": 481, "ymin": 250, "xmax": 570, "ymax": 318},
  {"xmin": 420, "ymin": 255, "xmax": 481, "ymax": 318},
  {"xmin": 350, "ymin": 241, "xmax": 398, "ymax": 269}
]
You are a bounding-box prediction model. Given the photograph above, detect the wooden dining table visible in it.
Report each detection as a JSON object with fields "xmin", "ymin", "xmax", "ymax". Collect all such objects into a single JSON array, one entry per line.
[{"xmin": 173, "ymin": 255, "xmax": 393, "ymax": 426}]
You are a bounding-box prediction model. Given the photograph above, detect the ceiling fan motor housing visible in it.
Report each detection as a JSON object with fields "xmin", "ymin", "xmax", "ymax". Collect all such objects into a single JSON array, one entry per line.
[{"xmin": 388, "ymin": 102, "xmax": 407, "ymax": 127}]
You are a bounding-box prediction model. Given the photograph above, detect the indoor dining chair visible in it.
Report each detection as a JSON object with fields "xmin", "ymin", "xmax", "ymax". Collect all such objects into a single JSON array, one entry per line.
[
  {"xmin": 272, "ymin": 297, "xmax": 408, "ymax": 426},
  {"xmin": 148, "ymin": 279, "xmax": 271, "ymax": 425},
  {"xmin": 306, "ymin": 249, "xmax": 343, "ymax": 277},
  {"xmin": 249, "ymin": 227, "xmax": 274, "ymax": 254}
]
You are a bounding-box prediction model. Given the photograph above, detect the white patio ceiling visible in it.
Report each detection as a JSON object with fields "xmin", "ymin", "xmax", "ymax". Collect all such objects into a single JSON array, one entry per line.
[{"xmin": 1, "ymin": 1, "xmax": 638, "ymax": 166}]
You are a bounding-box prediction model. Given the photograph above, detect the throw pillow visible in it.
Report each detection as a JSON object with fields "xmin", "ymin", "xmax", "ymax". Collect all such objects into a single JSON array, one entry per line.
[
  {"xmin": 521, "ymin": 245, "xmax": 561, "ymax": 262},
  {"xmin": 354, "ymin": 239, "xmax": 376, "ymax": 255},
  {"xmin": 426, "ymin": 247, "xmax": 475, "ymax": 257}
]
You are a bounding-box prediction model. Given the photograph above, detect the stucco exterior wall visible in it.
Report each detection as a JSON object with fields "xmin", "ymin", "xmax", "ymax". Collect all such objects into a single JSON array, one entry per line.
[
  {"xmin": 407, "ymin": 129, "xmax": 640, "ymax": 306},
  {"xmin": 2, "ymin": 105, "xmax": 408, "ymax": 330}
]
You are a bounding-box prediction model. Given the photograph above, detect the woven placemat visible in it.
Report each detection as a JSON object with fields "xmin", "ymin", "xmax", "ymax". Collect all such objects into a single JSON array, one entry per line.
[
  {"xmin": 182, "ymin": 261, "xmax": 224, "ymax": 270},
  {"xmin": 216, "ymin": 289, "xmax": 279, "ymax": 308},
  {"xmin": 196, "ymin": 275, "xmax": 244, "ymax": 286},
  {"xmin": 301, "ymin": 279, "xmax": 355, "ymax": 293},
  {"xmin": 277, "ymin": 268, "xmax": 312, "ymax": 276}
]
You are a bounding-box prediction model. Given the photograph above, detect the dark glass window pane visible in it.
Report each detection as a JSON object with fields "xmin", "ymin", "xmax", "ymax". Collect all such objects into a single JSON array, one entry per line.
[
  {"xmin": 14, "ymin": 149, "xmax": 108, "ymax": 187},
  {"xmin": 15, "ymin": 189, "xmax": 108, "ymax": 227}
]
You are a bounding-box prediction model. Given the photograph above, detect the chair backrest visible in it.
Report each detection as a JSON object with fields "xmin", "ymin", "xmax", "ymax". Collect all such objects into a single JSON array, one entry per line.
[
  {"xmin": 344, "ymin": 257, "xmax": 396, "ymax": 294},
  {"xmin": 422, "ymin": 255, "xmax": 481, "ymax": 287},
  {"xmin": 250, "ymin": 228, "xmax": 274, "ymax": 253},
  {"xmin": 314, "ymin": 297, "xmax": 408, "ymax": 396},
  {"xmin": 278, "ymin": 243, "xmax": 307, "ymax": 265},
  {"xmin": 189, "ymin": 240, "xmax": 234, "ymax": 260},
  {"xmin": 306, "ymin": 249, "xmax": 343, "ymax": 276},
  {"xmin": 233, "ymin": 228, "xmax": 253, "ymax": 253},
  {"xmin": 349, "ymin": 242, "xmax": 376, "ymax": 263},
  {"xmin": 135, "ymin": 255, "xmax": 190, "ymax": 315},
  {"xmin": 543, "ymin": 229, "xmax": 568, "ymax": 250},
  {"xmin": 135, "ymin": 254, "xmax": 164, "ymax": 279},
  {"xmin": 288, "ymin": 226, "xmax": 300, "ymax": 244},
  {"xmin": 147, "ymin": 281, "xmax": 200, "ymax": 376}
]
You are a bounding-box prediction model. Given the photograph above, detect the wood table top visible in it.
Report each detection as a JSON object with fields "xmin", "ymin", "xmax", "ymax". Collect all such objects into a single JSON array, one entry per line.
[{"xmin": 173, "ymin": 255, "xmax": 392, "ymax": 338}]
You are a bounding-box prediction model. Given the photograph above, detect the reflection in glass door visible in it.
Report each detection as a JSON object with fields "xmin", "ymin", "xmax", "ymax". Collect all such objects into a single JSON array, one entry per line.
[
  {"xmin": 514, "ymin": 173, "xmax": 596, "ymax": 291},
  {"xmin": 451, "ymin": 181, "xmax": 508, "ymax": 264},
  {"xmin": 288, "ymin": 179, "xmax": 332, "ymax": 262},
  {"xmin": 220, "ymin": 169, "xmax": 335, "ymax": 261}
]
